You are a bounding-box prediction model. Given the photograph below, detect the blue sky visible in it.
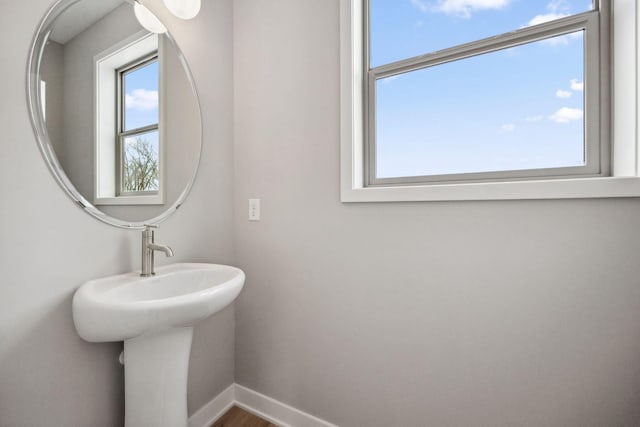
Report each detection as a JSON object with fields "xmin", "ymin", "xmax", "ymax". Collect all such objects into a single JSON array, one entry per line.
[
  {"xmin": 370, "ymin": 0, "xmax": 591, "ymax": 178},
  {"xmin": 124, "ymin": 60, "xmax": 159, "ymax": 131}
]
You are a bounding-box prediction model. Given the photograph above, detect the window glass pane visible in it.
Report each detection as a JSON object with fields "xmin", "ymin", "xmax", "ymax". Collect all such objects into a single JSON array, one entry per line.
[
  {"xmin": 122, "ymin": 130, "xmax": 159, "ymax": 192},
  {"xmin": 375, "ymin": 32, "xmax": 584, "ymax": 179},
  {"xmin": 124, "ymin": 60, "xmax": 159, "ymax": 131},
  {"xmin": 370, "ymin": 0, "xmax": 592, "ymax": 67}
]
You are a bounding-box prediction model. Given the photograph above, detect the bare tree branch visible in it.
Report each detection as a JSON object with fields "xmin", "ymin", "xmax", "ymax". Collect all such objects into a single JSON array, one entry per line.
[{"xmin": 123, "ymin": 136, "xmax": 159, "ymax": 192}]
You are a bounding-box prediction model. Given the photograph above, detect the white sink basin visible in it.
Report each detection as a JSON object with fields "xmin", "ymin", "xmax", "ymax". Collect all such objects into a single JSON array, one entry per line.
[
  {"xmin": 73, "ymin": 262, "xmax": 245, "ymax": 342},
  {"xmin": 72, "ymin": 263, "xmax": 245, "ymax": 427}
]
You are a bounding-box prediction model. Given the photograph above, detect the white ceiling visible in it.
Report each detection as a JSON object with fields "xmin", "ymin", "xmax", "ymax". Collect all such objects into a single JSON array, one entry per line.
[{"xmin": 49, "ymin": 0, "xmax": 127, "ymax": 44}]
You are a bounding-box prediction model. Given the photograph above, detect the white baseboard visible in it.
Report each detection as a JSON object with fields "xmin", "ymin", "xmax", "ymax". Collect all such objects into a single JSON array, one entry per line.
[
  {"xmin": 188, "ymin": 383, "xmax": 338, "ymax": 427},
  {"xmin": 188, "ymin": 384, "xmax": 235, "ymax": 427}
]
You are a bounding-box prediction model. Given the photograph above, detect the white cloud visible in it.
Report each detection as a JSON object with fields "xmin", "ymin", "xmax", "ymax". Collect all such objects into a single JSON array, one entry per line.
[
  {"xmin": 381, "ymin": 75, "xmax": 401, "ymax": 84},
  {"xmin": 411, "ymin": 0, "xmax": 429, "ymax": 12},
  {"xmin": 545, "ymin": 34, "xmax": 570, "ymax": 46},
  {"xmin": 523, "ymin": 1, "xmax": 581, "ymax": 45},
  {"xmin": 527, "ymin": 12, "xmax": 568, "ymax": 27},
  {"xmin": 570, "ymin": 78, "xmax": 584, "ymax": 91},
  {"xmin": 556, "ymin": 89, "xmax": 572, "ymax": 99},
  {"xmin": 430, "ymin": 0, "xmax": 510, "ymax": 18},
  {"xmin": 541, "ymin": 31, "xmax": 581, "ymax": 46},
  {"xmin": 524, "ymin": 9, "xmax": 581, "ymax": 45},
  {"xmin": 547, "ymin": 0, "xmax": 570, "ymax": 13},
  {"xmin": 501, "ymin": 123, "xmax": 516, "ymax": 132},
  {"xmin": 526, "ymin": 115, "xmax": 544, "ymax": 122},
  {"xmin": 125, "ymin": 89, "xmax": 158, "ymax": 111},
  {"xmin": 549, "ymin": 107, "xmax": 583, "ymax": 123}
]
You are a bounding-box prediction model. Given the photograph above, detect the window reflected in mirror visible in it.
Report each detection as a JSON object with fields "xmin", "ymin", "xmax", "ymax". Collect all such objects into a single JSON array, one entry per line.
[
  {"xmin": 118, "ymin": 55, "xmax": 160, "ymax": 195},
  {"xmin": 95, "ymin": 33, "xmax": 164, "ymax": 205}
]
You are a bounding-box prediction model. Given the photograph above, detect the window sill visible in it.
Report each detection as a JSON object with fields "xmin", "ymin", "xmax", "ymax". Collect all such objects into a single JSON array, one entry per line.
[
  {"xmin": 341, "ymin": 176, "xmax": 640, "ymax": 202},
  {"xmin": 94, "ymin": 195, "xmax": 164, "ymax": 206}
]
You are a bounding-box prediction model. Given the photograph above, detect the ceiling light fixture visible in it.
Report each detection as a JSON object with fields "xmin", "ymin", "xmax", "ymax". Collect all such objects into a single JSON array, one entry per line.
[
  {"xmin": 163, "ymin": 0, "xmax": 201, "ymax": 20},
  {"xmin": 133, "ymin": 1, "xmax": 167, "ymax": 34}
]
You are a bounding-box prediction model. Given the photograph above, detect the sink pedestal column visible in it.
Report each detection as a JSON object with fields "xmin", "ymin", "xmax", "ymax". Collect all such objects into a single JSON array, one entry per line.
[{"xmin": 123, "ymin": 327, "xmax": 194, "ymax": 427}]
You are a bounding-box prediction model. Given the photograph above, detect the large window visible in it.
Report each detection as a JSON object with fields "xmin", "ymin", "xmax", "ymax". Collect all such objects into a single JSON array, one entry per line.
[
  {"xmin": 367, "ymin": 0, "xmax": 605, "ymax": 186},
  {"xmin": 340, "ymin": 0, "xmax": 640, "ymax": 201}
]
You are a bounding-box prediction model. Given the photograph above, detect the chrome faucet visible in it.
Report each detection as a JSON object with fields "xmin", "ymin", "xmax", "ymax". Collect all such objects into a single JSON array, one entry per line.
[{"xmin": 141, "ymin": 224, "xmax": 174, "ymax": 277}]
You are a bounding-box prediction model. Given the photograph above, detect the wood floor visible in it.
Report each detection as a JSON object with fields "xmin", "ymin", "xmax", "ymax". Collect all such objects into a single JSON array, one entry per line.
[{"xmin": 211, "ymin": 406, "xmax": 278, "ymax": 427}]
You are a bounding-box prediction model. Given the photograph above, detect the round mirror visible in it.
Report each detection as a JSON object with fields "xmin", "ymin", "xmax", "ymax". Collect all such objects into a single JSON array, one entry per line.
[{"xmin": 27, "ymin": 0, "xmax": 202, "ymax": 229}]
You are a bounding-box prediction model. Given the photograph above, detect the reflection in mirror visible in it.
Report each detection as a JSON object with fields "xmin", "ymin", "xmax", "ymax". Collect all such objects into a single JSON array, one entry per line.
[
  {"xmin": 30, "ymin": 0, "xmax": 201, "ymax": 228},
  {"xmin": 92, "ymin": 30, "xmax": 162, "ymax": 205}
]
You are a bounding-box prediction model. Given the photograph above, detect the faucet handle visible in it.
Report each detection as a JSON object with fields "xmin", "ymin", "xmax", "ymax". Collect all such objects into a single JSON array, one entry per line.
[{"xmin": 143, "ymin": 224, "xmax": 158, "ymax": 231}]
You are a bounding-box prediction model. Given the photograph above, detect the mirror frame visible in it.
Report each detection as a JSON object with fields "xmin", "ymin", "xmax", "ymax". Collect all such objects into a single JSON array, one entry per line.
[{"xmin": 26, "ymin": 0, "xmax": 202, "ymax": 229}]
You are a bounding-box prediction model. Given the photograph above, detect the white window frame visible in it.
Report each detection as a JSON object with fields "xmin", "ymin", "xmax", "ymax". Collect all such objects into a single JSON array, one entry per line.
[
  {"xmin": 94, "ymin": 31, "xmax": 165, "ymax": 206},
  {"xmin": 340, "ymin": 0, "xmax": 640, "ymax": 202},
  {"xmin": 116, "ymin": 53, "xmax": 160, "ymax": 197}
]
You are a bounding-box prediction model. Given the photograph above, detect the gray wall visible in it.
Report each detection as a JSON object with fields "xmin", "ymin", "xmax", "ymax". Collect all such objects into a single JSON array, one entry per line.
[
  {"xmin": 5, "ymin": 0, "xmax": 640, "ymax": 426},
  {"xmin": 233, "ymin": 0, "xmax": 640, "ymax": 426},
  {"xmin": 41, "ymin": 40, "xmax": 64, "ymax": 155},
  {"xmin": 0, "ymin": 0, "xmax": 234, "ymax": 425}
]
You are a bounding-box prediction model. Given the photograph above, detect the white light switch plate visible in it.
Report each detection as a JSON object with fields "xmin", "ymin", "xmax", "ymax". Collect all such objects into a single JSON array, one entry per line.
[{"xmin": 249, "ymin": 199, "xmax": 260, "ymax": 221}]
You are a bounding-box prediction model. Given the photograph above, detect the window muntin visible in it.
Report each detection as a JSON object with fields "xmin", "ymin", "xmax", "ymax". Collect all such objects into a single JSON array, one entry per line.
[
  {"xmin": 365, "ymin": 1, "xmax": 605, "ymax": 186},
  {"xmin": 117, "ymin": 54, "xmax": 160, "ymax": 195}
]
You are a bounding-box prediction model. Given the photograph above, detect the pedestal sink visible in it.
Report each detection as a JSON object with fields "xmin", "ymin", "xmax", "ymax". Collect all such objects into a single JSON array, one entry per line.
[{"xmin": 72, "ymin": 263, "xmax": 245, "ymax": 427}]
